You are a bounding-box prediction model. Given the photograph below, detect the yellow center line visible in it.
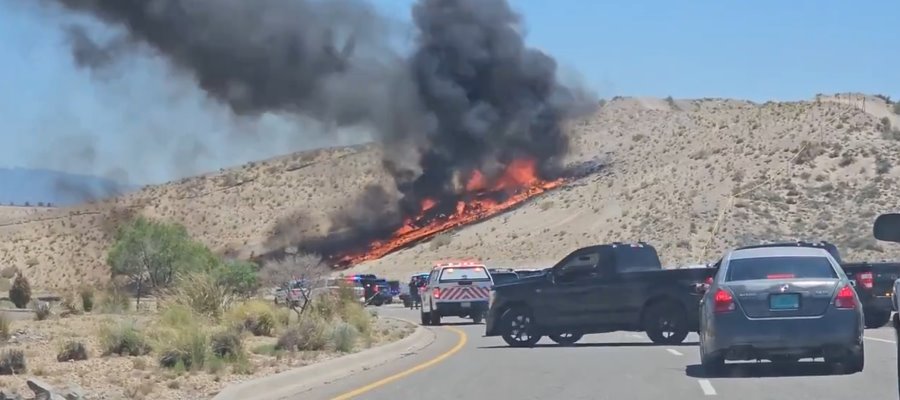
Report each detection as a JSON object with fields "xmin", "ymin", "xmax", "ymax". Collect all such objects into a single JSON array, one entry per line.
[{"xmin": 330, "ymin": 326, "xmax": 468, "ymax": 400}]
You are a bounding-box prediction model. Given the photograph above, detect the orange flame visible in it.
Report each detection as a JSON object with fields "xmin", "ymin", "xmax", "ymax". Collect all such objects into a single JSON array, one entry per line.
[{"xmin": 334, "ymin": 158, "xmax": 563, "ymax": 266}]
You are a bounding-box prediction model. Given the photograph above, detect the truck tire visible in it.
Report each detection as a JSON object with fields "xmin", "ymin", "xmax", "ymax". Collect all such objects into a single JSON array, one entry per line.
[
  {"xmin": 549, "ymin": 333, "xmax": 583, "ymax": 346},
  {"xmin": 701, "ymin": 351, "xmax": 725, "ymax": 376},
  {"xmin": 420, "ymin": 308, "xmax": 431, "ymax": 326},
  {"xmin": 430, "ymin": 308, "xmax": 442, "ymax": 326},
  {"xmin": 471, "ymin": 311, "xmax": 483, "ymax": 324},
  {"xmin": 843, "ymin": 345, "xmax": 864, "ymax": 373},
  {"xmin": 500, "ymin": 307, "xmax": 542, "ymax": 347},
  {"xmin": 865, "ymin": 310, "xmax": 891, "ymax": 329},
  {"xmin": 643, "ymin": 302, "xmax": 689, "ymax": 345}
]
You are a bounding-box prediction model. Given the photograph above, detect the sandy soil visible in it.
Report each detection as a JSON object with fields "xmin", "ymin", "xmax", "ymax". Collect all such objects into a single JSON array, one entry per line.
[{"xmin": 0, "ymin": 312, "xmax": 414, "ymax": 400}]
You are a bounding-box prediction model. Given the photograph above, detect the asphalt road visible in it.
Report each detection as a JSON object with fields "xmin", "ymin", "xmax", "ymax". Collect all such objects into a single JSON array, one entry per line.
[{"xmin": 303, "ymin": 304, "xmax": 899, "ymax": 400}]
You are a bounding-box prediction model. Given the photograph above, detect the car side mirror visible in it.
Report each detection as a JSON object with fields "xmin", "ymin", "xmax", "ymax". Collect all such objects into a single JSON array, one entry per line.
[{"xmin": 874, "ymin": 213, "xmax": 900, "ymax": 243}]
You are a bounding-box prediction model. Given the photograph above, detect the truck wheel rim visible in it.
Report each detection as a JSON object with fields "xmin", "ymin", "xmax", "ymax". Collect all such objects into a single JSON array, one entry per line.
[{"xmin": 509, "ymin": 314, "xmax": 535, "ymax": 342}]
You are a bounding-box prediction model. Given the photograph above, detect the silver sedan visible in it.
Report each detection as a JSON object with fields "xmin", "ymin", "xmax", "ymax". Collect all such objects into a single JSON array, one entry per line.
[{"xmin": 699, "ymin": 246, "xmax": 864, "ymax": 374}]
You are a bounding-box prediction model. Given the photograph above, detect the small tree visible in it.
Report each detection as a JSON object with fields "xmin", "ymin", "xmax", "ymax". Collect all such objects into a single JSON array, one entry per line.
[
  {"xmin": 107, "ymin": 217, "xmax": 216, "ymax": 304},
  {"xmin": 9, "ymin": 273, "xmax": 32, "ymax": 309},
  {"xmin": 215, "ymin": 260, "xmax": 260, "ymax": 298},
  {"xmin": 259, "ymin": 250, "xmax": 327, "ymax": 318}
]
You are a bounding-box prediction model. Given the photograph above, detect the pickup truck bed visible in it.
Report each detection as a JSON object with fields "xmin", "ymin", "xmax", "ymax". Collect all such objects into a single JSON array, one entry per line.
[{"xmin": 843, "ymin": 262, "xmax": 900, "ymax": 328}]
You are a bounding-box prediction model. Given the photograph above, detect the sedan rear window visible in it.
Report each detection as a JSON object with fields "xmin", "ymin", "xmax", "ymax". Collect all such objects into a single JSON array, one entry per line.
[
  {"xmin": 439, "ymin": 266, "xmax": 491, "ymax": 282},
  {"xmin": 726, "ymin": 256, "xmax": 838, "ymax": 282}
]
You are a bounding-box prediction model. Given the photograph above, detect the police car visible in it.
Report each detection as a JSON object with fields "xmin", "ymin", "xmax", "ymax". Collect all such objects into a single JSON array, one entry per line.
[{"xmin": 420, "ymin": 260, "xmax": 493, "ymax": 325}]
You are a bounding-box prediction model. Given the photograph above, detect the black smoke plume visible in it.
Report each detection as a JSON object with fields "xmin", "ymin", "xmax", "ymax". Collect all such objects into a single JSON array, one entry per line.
[{"xmin": 48, "ymin": 0, "xmax": 593, "ymax": 261}]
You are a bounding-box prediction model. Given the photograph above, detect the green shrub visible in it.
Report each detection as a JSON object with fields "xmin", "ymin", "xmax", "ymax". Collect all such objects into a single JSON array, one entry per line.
[
  {"xmin": 330, "ymin": 322, "xmax": 359, "ymax": 353},
  {"xmin": 210, "ymin": 329, "xmax": 242, "ymax": 359},
  {"xmin": 57, "ymin": 341, "xmax": 89, "ymax": 362},
  {"xmin": 276, "ymin": 317, "xmax": 328, "ymax": 352},
  {"xmin": 158, "ymin": 327, "xmax": 208, "ymax": 371},
  {"xmin": 225, "ymin": 301, "xmax": 279, "ymax": 336},
  {"xmin": 80, "ymin": 287, "xmax": 95, "ymax": 312},
  {"xmin": 9, "ymin": 273, "xmax": 31, "ymax": 309},
  {"xmin": 100, "ymin": 322, "xmax": 151, "ymax": 356},
  {"xmin": 0, "ymin": 349, "xmax": 26, "ymax": 375},
  {"xmin": 34, "ymin": 301, "xmax": 51, "ymax": 321}
]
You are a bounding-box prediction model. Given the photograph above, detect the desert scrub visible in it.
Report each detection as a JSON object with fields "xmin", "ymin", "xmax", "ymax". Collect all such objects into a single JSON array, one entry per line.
[
  {"xmin": 80, "ymin": 286, "xmax": 95, "ymax": 312},
  {"xmin": 0, "ymin": 349, "xmax": 26, "ymax": 375},
  {"xmin": 169, "ymin": 272, "xmax": 232, "ymax": 319},
  {"xmin": 33, "ymin": 301, "xmax": 51, "ymax": 321},
  {"xmin": 100, "ymin": 321, "xmax": 151, "ymax": 356},
  {"xmin": 155, "ymin": 305, "xmax": 210, "ymax": 371},
  {"xmin": 9, "ymin": 273, "xmax": 31, "ymax": 309},
  {"xmin": 98, "ymin": 285, "xmax": 131, "ymax": 314},
  {"xmin": 225, "ymin": 300, "xmax": 281, "ymax": 336},
  {"xmin": 0, "ymin": 314, "xmax": 9, "ymax": 341},
  {"xmin": 276, "ymin": 316, "xmax": 328, "ymax": 352},
  {"xmin": 330, "ymin": 322, "xmax": 360, "ymax": 353},
  {"xmin": 57, "ymin": 340, "xmax": 89, "ymax": 362},
  {"xmin": 210, "ymin": 329, "xmax": 243, "ymax": 359}
]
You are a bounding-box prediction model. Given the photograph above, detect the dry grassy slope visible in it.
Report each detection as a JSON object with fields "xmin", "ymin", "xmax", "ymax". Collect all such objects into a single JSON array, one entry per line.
[
  {"xmin": 3, "ymin": 95, "xmax": 900, "ymax": 288},
  {"xmin": 349, "ymin": 96, "xmax": 900, "ymax": 278}
]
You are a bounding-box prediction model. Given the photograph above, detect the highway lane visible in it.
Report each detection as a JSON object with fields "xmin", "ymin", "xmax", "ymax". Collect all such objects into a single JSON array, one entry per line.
[{"xmin": 305, "ymin": 305, "xmax": 899, "ymax": 400}]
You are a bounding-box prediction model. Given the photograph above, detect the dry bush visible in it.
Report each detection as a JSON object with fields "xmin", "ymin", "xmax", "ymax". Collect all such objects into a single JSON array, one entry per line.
[
  {"xmin": 330, "ymin": 322, "xmax": 359, "ymax": 353},
  {"xmin": 168, "ymin": 272, "xmax": 233, "ymax": 320},
  {"xmin": 225, "ymin": 300, "xmax": 282, "ymax": 337},
  {"xmin": 57, "ymin": 341, "xmax": 89, "ymax": 362},
  {"xmin": 0, "ymin": 349, "xmax": 25, "ymax": 375},
  {"xmin": 0, "ymin": 315, "xmax": 8, "ymax": 341},
  {"xmin": 210, "ymin": 329, "xmax": 243, "ymax": 359},
  {"xmin": 99, "ymin": 321, "xmax": 151, "ymax": 356},
  {"xmin": 276, "ymin": 316, "xmax": 328, "ymax": 352},
  {"xmin": 33, "ymin": 301, "xmax": 51, "ymax": 321},
  {"xmin": 430, "ymin": 233, "xmax": 453, "ymax": 250}
]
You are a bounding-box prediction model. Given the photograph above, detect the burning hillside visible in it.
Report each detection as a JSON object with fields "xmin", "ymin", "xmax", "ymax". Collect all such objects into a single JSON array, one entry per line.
[{"xmin": 331, "ymin": 158, "xmax": 564, "ymax": 266}]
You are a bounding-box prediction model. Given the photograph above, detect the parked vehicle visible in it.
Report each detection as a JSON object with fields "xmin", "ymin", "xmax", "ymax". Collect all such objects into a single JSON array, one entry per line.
[
  {"xmin": 735, "ymin": 241, "xmax": 900, "ymax": 328},
  {"xmin": 699, "ymin": 245, "xmax": 864, "ymax": 374},
  {"xmin": 488, "ymin": 269, "xmax": 519, "ymax": 286},
  {"xmin": 871, "ymin": 213, "xmax": 900, "ymax": 398},
  {"xmin": 485, "ymin": 242, "xmax": 716, "ymax": 347},
  {"xmin": 421, "ymin": 260, "xmax": 493, "ymax": 325}
]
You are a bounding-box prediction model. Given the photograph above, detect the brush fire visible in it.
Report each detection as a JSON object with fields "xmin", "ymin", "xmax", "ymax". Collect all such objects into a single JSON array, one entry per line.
[{"xmin": 330, "ymin": 158, "xmax": 565, "ymax": 267}]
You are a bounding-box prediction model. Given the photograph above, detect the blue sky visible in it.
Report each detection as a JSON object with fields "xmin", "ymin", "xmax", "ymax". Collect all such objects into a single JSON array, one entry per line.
[{"xmin": 1, "ymin": 0, "xmax": 897, "ymax": 184}]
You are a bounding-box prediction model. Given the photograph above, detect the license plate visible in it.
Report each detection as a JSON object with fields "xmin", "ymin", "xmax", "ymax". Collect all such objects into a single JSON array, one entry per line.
[
  {"xmin": 770, "ymin": 294, "xmax": 800, "ymax": 310},
  {"xmin": 460, "ymin": 302, "xmax": 471, "ymax": 308}
]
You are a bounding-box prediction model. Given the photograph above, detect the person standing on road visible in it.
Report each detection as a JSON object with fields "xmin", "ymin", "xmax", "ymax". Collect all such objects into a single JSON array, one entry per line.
[{"xmin": 408, "ymin": 280, "xmax": 420, "ymax": 309}]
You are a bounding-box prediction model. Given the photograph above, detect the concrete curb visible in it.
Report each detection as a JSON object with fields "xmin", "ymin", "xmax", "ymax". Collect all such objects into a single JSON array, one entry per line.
[{"xmin": 213, "ymin": 317, "xmax": 434, "ymax": 400}]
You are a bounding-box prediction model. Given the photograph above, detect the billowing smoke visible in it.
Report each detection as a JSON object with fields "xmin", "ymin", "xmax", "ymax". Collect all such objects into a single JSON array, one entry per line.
[{"xmin": 46, "ymin": 0, "xmax": 593, "ymax": 259}]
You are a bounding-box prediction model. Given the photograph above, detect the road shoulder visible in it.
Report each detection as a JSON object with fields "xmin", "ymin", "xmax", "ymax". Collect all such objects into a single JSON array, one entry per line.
[{"xmin": 213, "ymin": 317, "xmax": 434, "ymax": 400}]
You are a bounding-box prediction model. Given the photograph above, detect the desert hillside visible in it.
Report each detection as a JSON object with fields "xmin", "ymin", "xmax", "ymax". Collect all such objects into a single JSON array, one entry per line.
[{"xmin": 3, "ymin": 94, "xmax": 900, "ymax": 288}]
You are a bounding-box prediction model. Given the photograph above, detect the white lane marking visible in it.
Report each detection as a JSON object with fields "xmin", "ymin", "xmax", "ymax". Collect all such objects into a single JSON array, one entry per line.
[
  {"xmin": 864, "ymin": 336, "xmax": 896, "ymax": 344},
  {"xmin": 629, "ymin": 333, "xmax": 642, "ymax": 338},
  {"xmin": 698, "ymin": 379, "xmax": 717, "ymax": 396},
  {"xmin": 666, "ymin": 348, "xmax": 683, "ymax": 356}
]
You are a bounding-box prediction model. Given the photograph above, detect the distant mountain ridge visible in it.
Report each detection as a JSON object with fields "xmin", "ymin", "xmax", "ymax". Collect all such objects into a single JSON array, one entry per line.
[{"xmin": 0, "ymin": 167, "xmax": 140, "ymax": 206}]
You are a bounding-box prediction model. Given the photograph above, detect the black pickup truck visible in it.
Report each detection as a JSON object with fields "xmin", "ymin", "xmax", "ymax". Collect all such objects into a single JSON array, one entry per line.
[
  {"xmin": 737, "ymin": 241, "xmax": 900, "ymax": 328},
  {"xmin": 485, "ymin": 242, "xmax": 716, "ymax": 347}
]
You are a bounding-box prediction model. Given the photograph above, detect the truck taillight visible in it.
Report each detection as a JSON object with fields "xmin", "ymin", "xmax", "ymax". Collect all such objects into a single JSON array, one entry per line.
[
  {"xmin": 433, "ymin": 288, "xmax": 441, "ymax": 299},
  {"xmin": 857, "ymin": 272, "xmax": 874, "ymax": 290},
  {"xmin": 713, "ymin": 289, "xmax": 735, "ymax": 313},
  {"xmin": 834, "ymin": 285, "xmax": 857, "ymax": 309}
]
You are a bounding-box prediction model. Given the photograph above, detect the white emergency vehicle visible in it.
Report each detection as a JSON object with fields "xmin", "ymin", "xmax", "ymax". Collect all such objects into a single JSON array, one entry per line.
[{"xmin": 420, "ymin": 260, "xmax": 494, "ymax": 325}]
